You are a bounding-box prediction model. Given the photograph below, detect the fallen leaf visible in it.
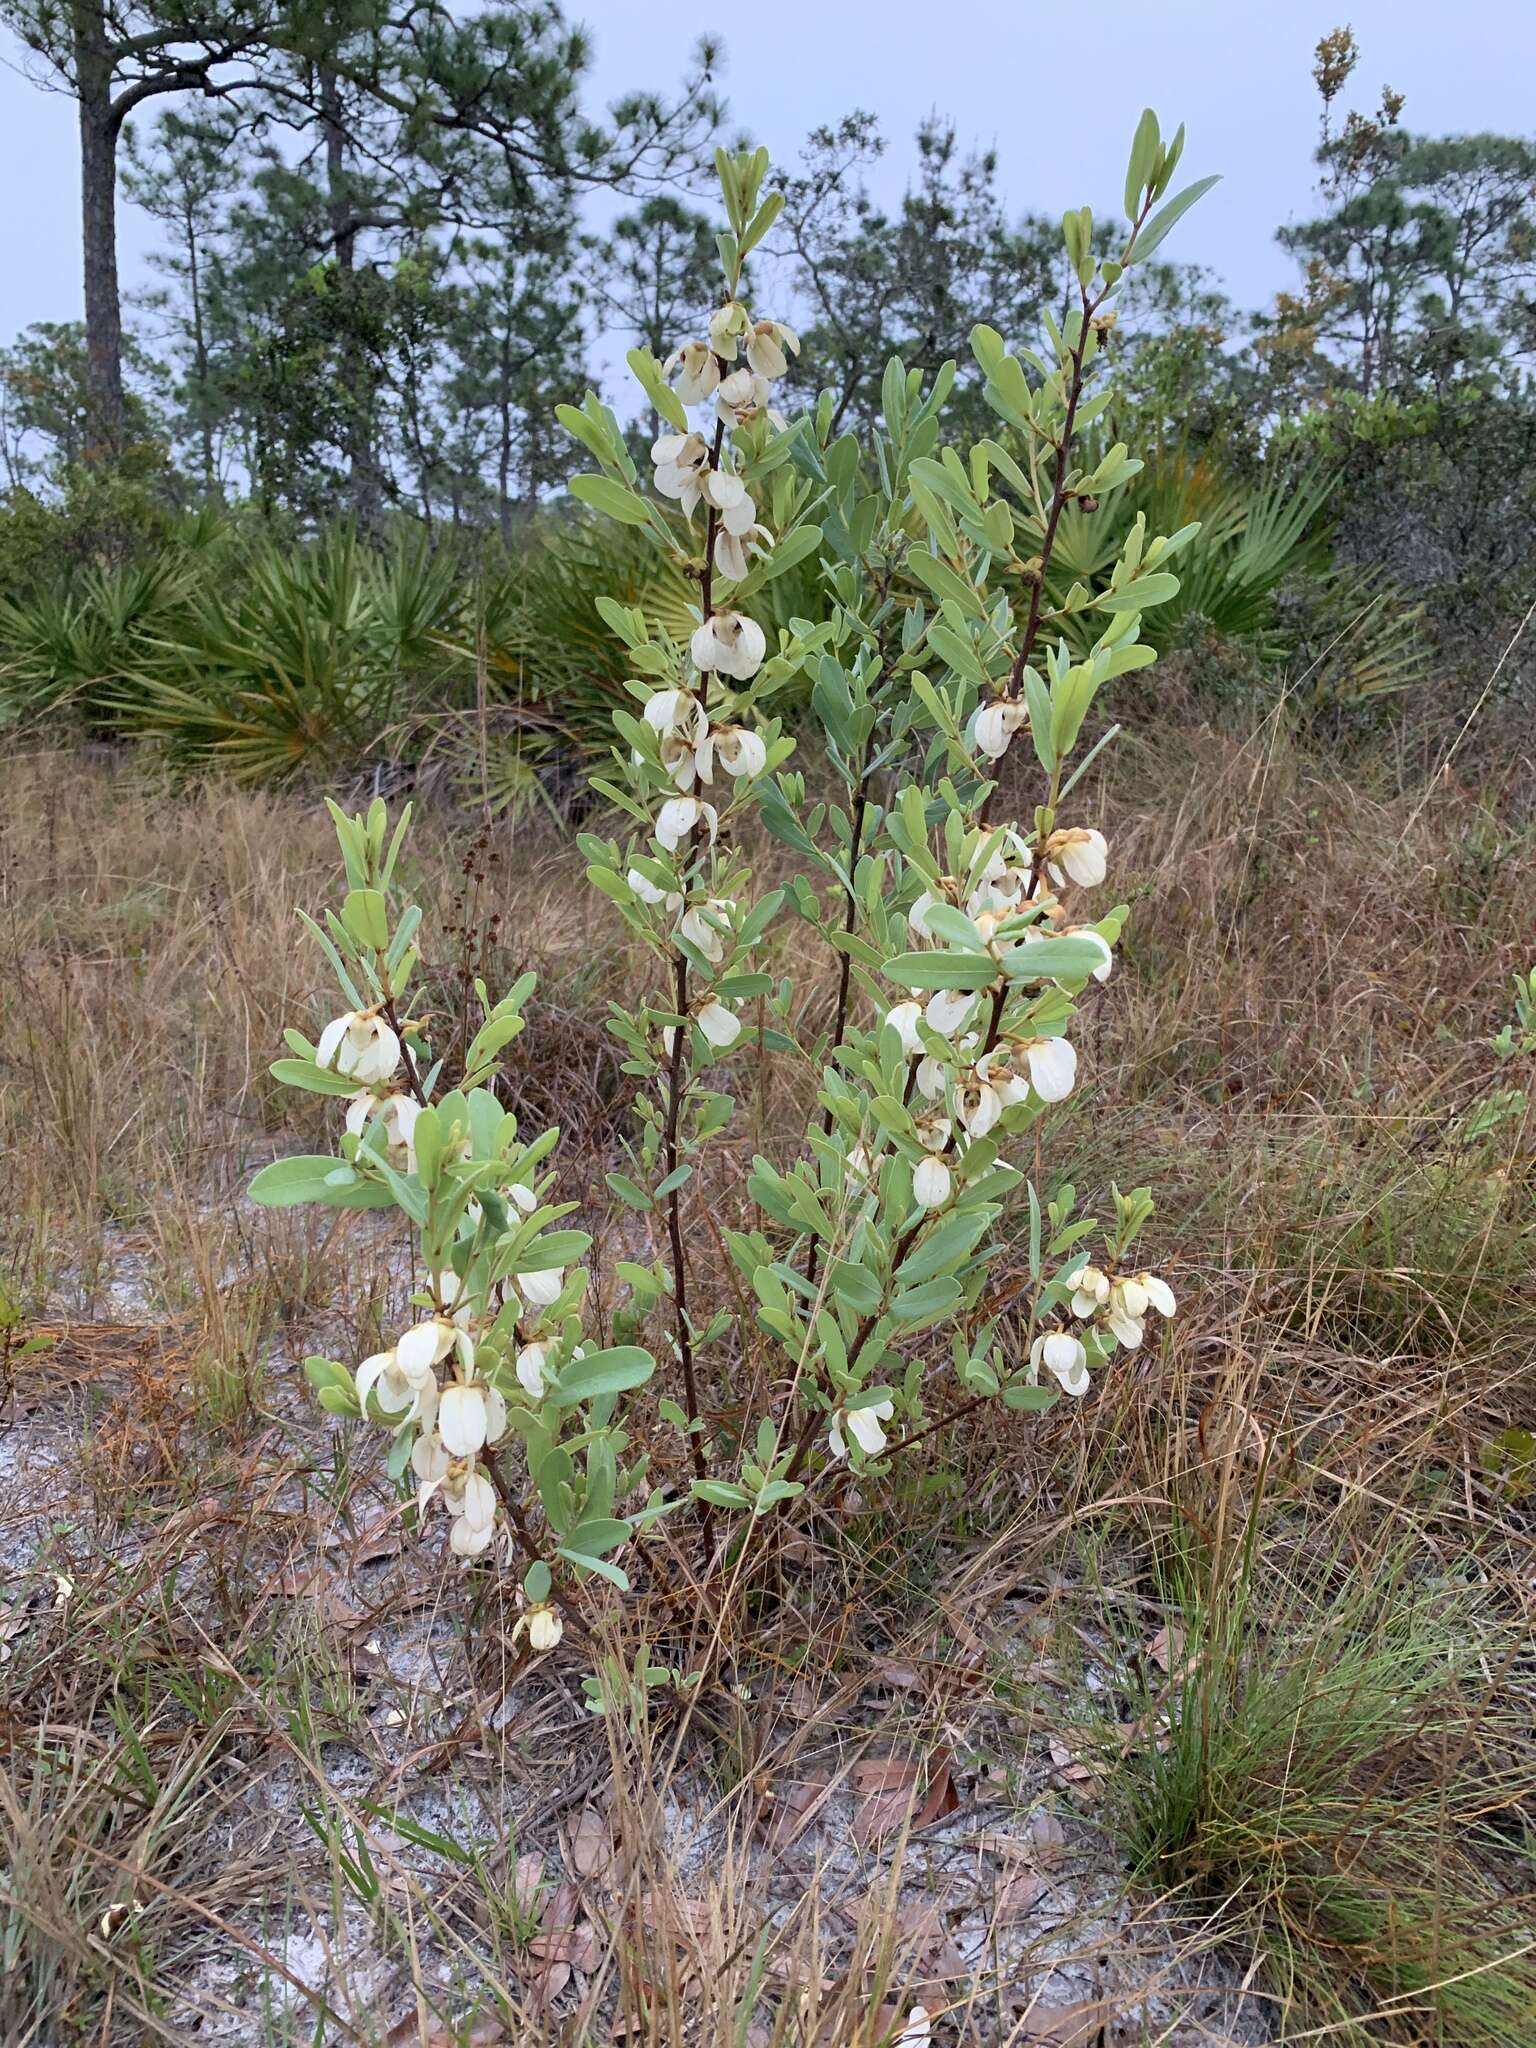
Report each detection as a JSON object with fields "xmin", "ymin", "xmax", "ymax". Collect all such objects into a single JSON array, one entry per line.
[
  {"xmin": 1018, "ymin": 1998, "xmax": 1113, "ymax": 2045},
  {"xmin": 566, "ymin": 1802, "xmax": 614, "ymax": 1884},
  {"xmin": 763, "ymin": 1769, "xmax": 832, "ymax": 1851},
  {"xmin": 851, "ymin": 1756, "xmax": 922, "ymax": 1845}
]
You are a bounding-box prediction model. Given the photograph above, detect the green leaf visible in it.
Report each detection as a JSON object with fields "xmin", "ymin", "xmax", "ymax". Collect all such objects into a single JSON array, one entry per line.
[
  {"xmin": 269, "ymin": 1059, "xmax": 359, "ymax": 1098},
  {"xmin": 549, "ymin": 1346, "xmax": 656, "ymax": 1406},
  {"xmin": 882, "ymin": 950, "xmax": 996, "ymax": 990},
  {"xmin": 1096, "ymin": 573, "xmax": 1180, "ymax": 613},
  {"xmin": 249, "ymin": 1156, "xmax": 396, "ymax": 1210},
  {"xmin": 827, "ymin": 1259, "xmax": 883, "ymax": 1315},
  {"xmin": 1124, "ymin": 108, "xmax": 1161, "ymax": 219},
  {"xmin": 569, "ymin": 474, "xmax": 653, "ymax": 526},
  {"xmin": 1129, "ymin": 176, "xmax": 1220, "ymax": 263},
  {"xmin": 342, "ymin": 888, "xmax": 389, "ymax": 951},
  {"xmin": 562, "ymin": 1517, "xmax": 633, "ymax": 1560}
]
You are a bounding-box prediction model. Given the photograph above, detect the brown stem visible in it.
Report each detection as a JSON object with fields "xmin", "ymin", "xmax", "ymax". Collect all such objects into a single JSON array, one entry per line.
[
  {"xmin": 663, "ymin": 949, "xmax": 710, "ymax": 1496},
  {"xmin": 378, "ymin": 991, "xmax": 429, "ymax": 1107},
  {"xmin": 486, "ymin": 1450, "xmax": 543, "ymax": 1567}
]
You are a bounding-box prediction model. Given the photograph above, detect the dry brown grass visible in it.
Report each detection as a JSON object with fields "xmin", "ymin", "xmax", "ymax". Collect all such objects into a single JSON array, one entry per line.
[{"xmin": 1, "ymin": 725, "xmax": 1533, "ymax": 2045}]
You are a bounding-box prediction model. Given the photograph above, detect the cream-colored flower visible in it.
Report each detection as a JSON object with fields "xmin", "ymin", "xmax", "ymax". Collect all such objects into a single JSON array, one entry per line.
[
  {"xmin": 1070, "ymin": 1264, "xmax": 1112, "ymax": 1318},
  {"xmin": 1031, "ymin": 1329, "xmax": 1090, "ymax": 1396},
  {"xmin": 712, "ymin": 725, "xmax": 767, "ymax": 779},
  {"xmin": 317, "ymin": 1010, "xmax": 400, "ymax": 1085},
  {"xmin": 712, "ymin": 518, "xmax": 773, "ymax": 584},
  {"xmin": 396, "ymin": 1315, "xmax": 464, "ymax": 1380},
  {"xmin": 662, "ymin": 338, "xmax": 720, "ymax": 405},
  {"xmin": 513, "ymin": 1600, "xmax": 563, "ymax": 1652},
  {"xmin": 515, "ymin": 1339, "xmax": 552, "ymax": 1399},
  {"xmin": 627, "ymin": 865, "xmax": 683, "ymax": 910},
  {"xmin": 925, "ymin": 987, "xmax": 979, "ymax": 1038},
  {"xmin": 678, "ymin": 897, "xmax": 734, "ymax": 963},
  {"xmin": 829, "ymin": 1395, "xmax": 895, "ymax": 1460},
  {"xmin": 745, "ymin": 318, "xmax": 800, "ymax": 380},
  {"xmin": 516, "ymin": 1267, "xmax": 564, "ymax": 1309},
  {"xmin": 655, "ymin": 795, "xmax": 719, "ymax": 852},
  {"xmin": 956, "ymin": 1069, "xmax": 1003, "ymax": 1138},
  {"xmin": 357, "ymin": 1347, "xmax": 432, "ymax": 1426},
  {"xmin": 973, "ymin": 698, "xmax": 1028, "ymax": 762},
  {"xmin": 650, "ymin": 429, "xmax": 711, "ymax": 515},
  {"xmin": 708, "ymin": 299, "xmax": 750, "ymax": 358},
  {"xmin": 1104, "ymin": 1271, "xmax": 1176, "ymax": 1350},
  {"xmin": 643, "ymin": 687, "xmax": 708, "ymax": 745},
  {"xmin": 884, "ymin": 999, "xmax": 925, "ymax": 1056},
  {"xmin": 715, "ymin": 366, "xmax": 774, "ymax": 428},
  {"xmin": 967, "ymin": 828, "xmax": 1035, "ymax": 916},
  {"xmin": 1022, "ymin": 1035, "xmax": 1078, "ymax": 1102},
  {"xmin": 1045, "ymin": 826, "xmax": 1109, "ymax": 889},
  {"xmin": 691, "ymin": 610, "xmax": 766, "ymax": 680},
  {"xmin": 438, "ymin": 1378, "xmax": 508, "ymax": 1458},
  {"xmin": 697, "ymin": 998, "xmax": 742, "ymax": 1049},
  {"xmin": 913, "ymin": 1152, "xmax": 952, "ymax": 1210},
  {"xmin": 345, "ymin": 1089, "xmax": 421, "ymax": 1165},
  {"xmin": 448, "ymin": 1468, "xmax": 498, "ymax": 1558}
]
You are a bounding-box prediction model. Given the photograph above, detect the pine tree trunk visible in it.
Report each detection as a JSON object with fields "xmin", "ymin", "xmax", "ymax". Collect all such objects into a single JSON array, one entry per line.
[
  {"xmin": 320, "ymin": 64, "xmax": 384, "ymax": 532},
  {"xmin": 73, "ymin": 0, "xmax": 123, "ymax": 458}
]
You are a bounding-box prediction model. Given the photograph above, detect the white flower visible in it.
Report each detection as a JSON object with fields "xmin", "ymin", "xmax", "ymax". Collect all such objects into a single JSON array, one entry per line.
[
  {"xmin": 897, "ymin": 2010, "xmax": 932, "ymax": 2048},
  {"xmin": 643, "ymin": 687, "xmax": 707, "ymax": 744},
  {"xmin": 514, "ymin": 1601, "xmax": 563, "ymax": 1652},
  {"xmin": 697, "ymin": 998, "xmax": 742, "ymax": 1049},
  {"xmin": 345, "ymin": 1089, "xmax": 421, "ymax": 1165},
  {"xmin": 1104, "ymin": 1272, "xmax": 1176, "ymax": 1350},
  {"xmin": 691, "ymin": 610, "xmax": 766, "ymax": 680},
  {"xmin": 438, "ymin": 1378, "xmax": 507, "ymax": 1457},
  {"xmin": 627, "ymin": 864, "xmax": 682, "ymax": 909},
  {"xmin": 907, "ymin": 888, "xmax": 941, "ymax": 937},
  {"xmin": 956, "ymin": 1071, "xmax": 1003, "ymax": 1138},
  {"xmin": 396, "ymin": 1316, "xmax": 461, "ymax": 1380},
  {"xmin": 506, "ymin": 1182, "xmax": 537, "ymax": 1216},
  {"xmin": 1045, "ymin": 826, "xmax": 1109, "ymax": 889},
  {"xmin": 972, "ymin": 698, "xmax": 1028, "ymax": 761},
  {"xmin": 913, "ymin": 1153, "xmax": 952, "ymax": 1210},
  {"xmin": 660, "ymin": 726, "xmax": 710, "ymax": 790},
  {"xmin": 1023, "ymin": 1035, "xmax": 1078, "ymax": 1102},
  {"xmin": 515, "ymin": 1340, "xmax": 552, "ymax": 1400},
  {"xmin": 317, "ymin": 1010, "xmax": 400, "ymax": 1085},
  {"xmin": 715, "ymin": 366, "xmax": 774, "ymax": 427},
  {"xmin": 915, "ymin": 1052, "xmax": 948, "ymax": 1100},
  {"xmin": 1032, "ymin": 1329, "xmax": 1090, "ymax": 1396},
  {"xmin": 356, "ymin": 1348, "xmax": 434, "ymax": 1426},
  {"xmin": 925, "ymin": 987, "xmax": 979, "ymax": 1038},
  {"xmin": 846, "ymin": 1140, "xmax": 879, "ymax": 1188},
  {"xmin": 711, "ymin": 725, "xmax": 767, "ymax": 779},
  {"xmin": 678, "ymin": 897, "xmax": 733, "ymax": 963},
  {"xmin": 449, "ymin": 1469, "xmax": 498, "ymax": 1558},
  {"xmin": 1070, "ymin": 1265, "xmax": 1112, "ymax": 1319},
  {"xmin": 708, "ymin": 299, "xmax": 749, "ymax": 358},
  {"xmin": 662, "ymin": 339, "xmax": 720, "ymax": 406},
  {"xmin": 516, "ymin": 1268, "xmax": 564, "ymax": 1309},
  {"xmin": 974, "ymin": 1044, "xmax": 1031, "ymax": 1109},
  {"xmin": 884, "ymin": 999, "xmax": 925, "ymax": 1056},
  {"xmin": 655, "ymin": 796, "xmax": 719, "ymax": 852},
  {"xmin": 650, "ymin": 429, "xmax": 711, "ymax": 515},
  {"xmin": 968, "ymin": 827, "xmax": 1035, "ymax": 915},
  {"xmin": 829, "ymin": 1396, "xmax": 895, "ymax": 1460},
  {"xmin": 713, "ymin": 519, "xmax": 773, "ymax": 583},
  {"xmin": 1141, "ymin": 1273, "xmax": 1177, "ymax": 1317},
  {"xmin": 745, "ymin": 318, "xmax": 800, "ymax": 380}
]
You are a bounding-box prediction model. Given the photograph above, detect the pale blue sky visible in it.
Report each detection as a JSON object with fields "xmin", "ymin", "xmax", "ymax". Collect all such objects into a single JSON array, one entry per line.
[{"xmin": 2, "ymin": 0, "xmax": 1533, "ymax": 343}]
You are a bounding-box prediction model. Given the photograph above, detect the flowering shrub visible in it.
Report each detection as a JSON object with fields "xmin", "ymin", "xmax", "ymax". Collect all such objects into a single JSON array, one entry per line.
[{"xmin": 253, "ymin": 118, "xmax": 1209, "ymax": 1642}]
